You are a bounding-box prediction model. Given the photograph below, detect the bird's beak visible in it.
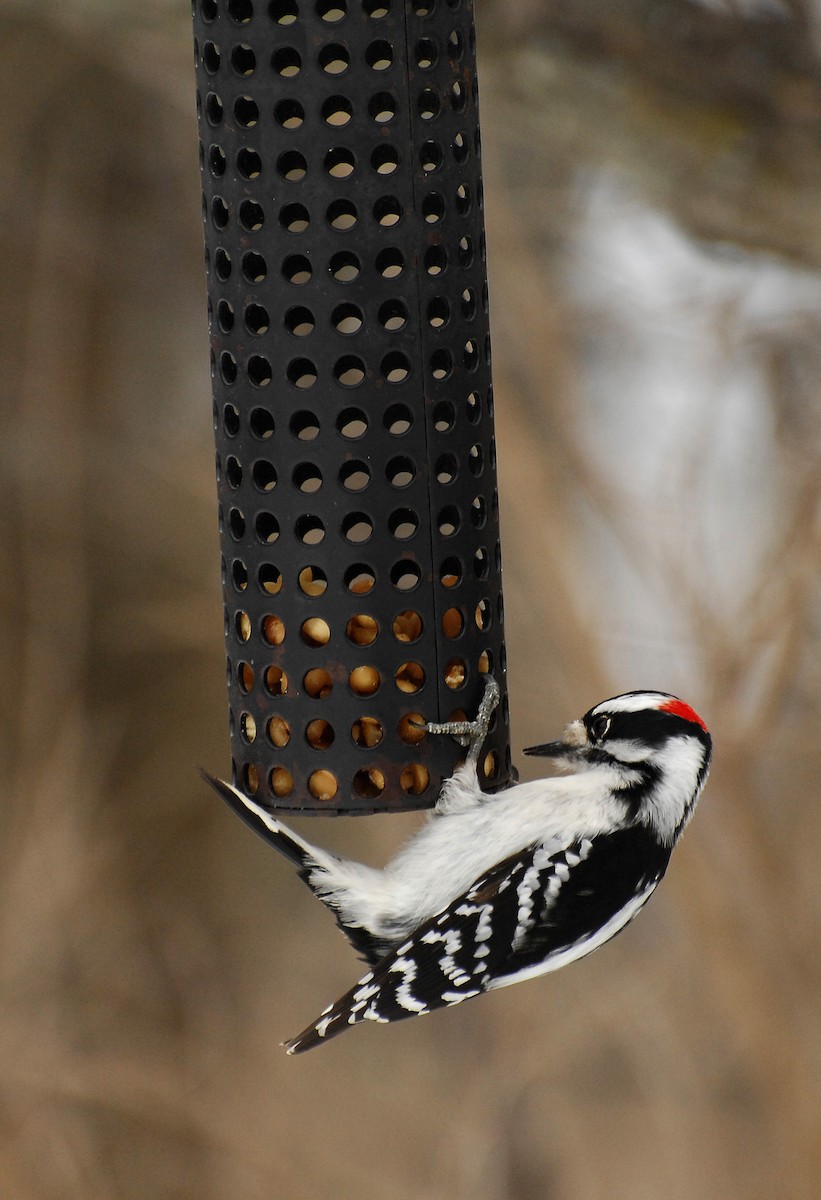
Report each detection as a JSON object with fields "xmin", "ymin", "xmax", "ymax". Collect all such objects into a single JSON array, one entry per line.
[{"xmin": 523, "ymin": 719, "xmax": 589, "ymax": 760}]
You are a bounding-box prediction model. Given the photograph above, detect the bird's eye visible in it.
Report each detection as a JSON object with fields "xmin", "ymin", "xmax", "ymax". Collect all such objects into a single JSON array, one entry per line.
[{"xmin": 590, "ymin": 715, "xmax": 610, "ymax": 742}]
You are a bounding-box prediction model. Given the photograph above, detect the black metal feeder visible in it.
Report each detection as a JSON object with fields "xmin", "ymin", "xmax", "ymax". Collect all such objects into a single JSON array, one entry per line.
[{"xmin": 193, "ymin": 0, "xmax": 510, "ymax": 813}]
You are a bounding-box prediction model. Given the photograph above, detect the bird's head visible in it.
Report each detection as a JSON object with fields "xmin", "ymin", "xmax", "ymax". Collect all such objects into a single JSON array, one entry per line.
[{"xmin": 524, "ymin": 692, "xmax": 712, "ymax": 844}]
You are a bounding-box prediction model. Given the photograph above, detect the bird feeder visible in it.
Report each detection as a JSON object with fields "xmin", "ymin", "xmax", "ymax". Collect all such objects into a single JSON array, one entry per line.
[{"xmin": 192, "ymin": 0, "xmax": 511, "ymax": 813}]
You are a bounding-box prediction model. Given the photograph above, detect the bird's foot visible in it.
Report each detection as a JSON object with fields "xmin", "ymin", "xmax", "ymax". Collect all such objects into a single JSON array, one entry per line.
[{"xmin": 423, "ymin": 674, "xmax": 500, "ymax": 769}]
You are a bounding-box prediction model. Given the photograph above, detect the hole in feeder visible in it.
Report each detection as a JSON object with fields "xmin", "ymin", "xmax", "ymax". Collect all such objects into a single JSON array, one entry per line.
[
  {"xmin": 235, "ymin": 95, "xmax": 258, "ymax": 126},
  {"xmin": 396, "ymin": 662, "xmax": 425, "ymax": 693},
  {"xmin": 438, "ymin": 505, "xmax": 459, "ymax": 536},
  {"xmin": 309, "ymin": 770, "xmax": 338, "ymax": 802},
  {"xmin": 433, "ymin": 400, "xmax": 455, "ymax": 432},
  {"xmin": 473, "ymin": 547, "xmax": 489, "ymax": 579},
  {"xmin": 258, "ymin": 563, "xmax": 283, "ymax": 593},
  {"xmin": 211, "ymin": 197, "xmax": 229, "ymax": 229},
  {"xmin": 461, "ymin": 287, "xmax": 477, "ymax": 320},
  {"xmin": 423, "ymin": 193, "xmax": 445, "ymax": 224},
  {"xmin": 425, "ymin": 245, "xmax": 447, "ymax": 276},
  {"xmin": 238, "ymin": 662, "xmax": 254, "ymax": 692},
  {"xmin": 475, "ymin": 599, "xmax": 492, "ymax": 631},
  {"xmin": 386, "ymin": 456, "xmax": 415, "ymax": 488},
  {"xmin": 262, "ymin": 615, "xmax": 285, "ymax": 645},
  {"xmin": 468, "ymin": 494, "xmax": 487, "ymax": 528},
  {"xmin": 440, "ymin": 556, "xmax": 462, "ymax": 588},
  {"xmin": 420, "ymin": 140, "xmax": 443, "ymax": 172},
  {"xmin": 342, "ymin": 513, "xmax": 373, "ymax": 544},
  {"xmin": 287, "ymin": 360, "xmax": 317, "ymax": 390},
  {"xmin": 299, "ymin": 565, "xmax": 328, "ymax": 595},
  {"xmin": 243, "ymin": 763, "xmax": 259, "ymax": 794},
  {"xmin": 323, "ymin": 95, "xmax": 353, "ymax": 126},
  {"xmin": 285, "ymin": 306, "xmax": 315, "ymax": 336},
  {"xmin": 265, "ymin": 665, "xmax": 288, "ymax": 696},
  {"xmin": 378, "ymin": 299, "xmax": 408, "ymax": 330},
  {"xmin": 267, "ymin": 716, "xmax": 291, "ymax": 748},
  {"xmin": 206, "ymin": 93, "xmax": 224, "ymax": 125},
  {"xmin": 444, "ymin": 659, "xmax": 466, "ymax": 690},
  {"xmin": 245, "ymin": 302, "xmax": 269, "ymax": 333},
  {"xmin": 232, "ymin": 44, "xmax": 256, "ymax": 76},
  {"xmin": 345, "ymin": 564, "xmax": 375, "ymax": 594},
  {"xmin": 283, "ymin": 254, "xmax": 312, "ymax": 285},
  {"xmin": 463, "ymin": 339, "xmax": 480, "ymax": 371},
  {"xmin": 225, "ymin": 456, "xmax": 242, "ymax": 487},
  {"xmin": 398, "ymin": 713, "xmax": 426, "ymax": 745},
  {"xmin": 293, "ymin": 463, "xmax": 322, "ymax": 493},
  {"xmin": 306, "ymin": 719, "xmax": 335, "ymax": 750},
  {"xmin": 272, "ymin": 46, "xmax": 301, "ymax": 76},
  {"xmin": 319, "ymin": 44, "xmax": 350, "ymax": 74},
  {"xmin": 335, "ymin": 356, "xmax": 366, "ymax": 387},
  {"xmin": 442, "ymin": 607, "xmax": 464, "ymax": 638},
  {"xmin": 252, "ymin": 460, "xmax": 277, "ymax": 491},
  {"xmin": 241, "ymin": 713, "xmax": 257, "ymax": 744},
  {"xmin": 384, "ymin": 403, "xmax": 413, "ymax": 434},
  {"xmin": 469, "ymin": 444, "xmax": 484, "ymax": 476},
  {"xmin": 248, "ymin": 355, "xmax": 272, "ymax": 387},
  {"xmin": 232, "ymin": 559, "xmax": 248, "ymax": 590},
  {"xmin": 368, "ymin": 92, "xmax": 396, "ymax": 123},
  {"xmin": 330, "ymin": 251, "xmax": 361, "ymax": 282},
  {"xmin": 366, "ymin": 39, "xmax": 393, "ymax": 70},
  {"xmin": 275, "ymin": 98, "xmax": 304, "ymax": 129},
  {"xmin": 483, "ymin": 751, "xmax": 499, "ymax": 782},
  {"xmin": 382, "ymin": 350, "xmax": 410, "ymax": 382},
  {"xmin": 337, "ymin": 407, "xmax": 368, "ymax": 438},
  {"xmin": 280, "ymin": 203, "xmax": 309, "ymax": 233},
  {"xmin": 450, "ymin": 80, "xmax": 466, "ymax": 111},
  {"xmin": 352, "ymin": 717, "xmax": 383, "ymax": 748},
  {"xmin": 430, "ymin": 348, "xmax": 453, "ymax": 380},
  {"xmin": 374, "ymin": 195, "xmax": 402, "ymax": 226},
  {"xmin": 340, "ymin": 461, "xmax": 371, "ymax": 491},
  {"xmin": 202, "ymin": 41, "xmax": 221, "ymax": 73},
  {"xmin": 466, "ymin": 391, "xmax": 481, "ymax": 423},
  {"xmin": 393, "ymin": 614, "xmax": 422, "ymax": 643},
  {"xmin": 478, "ymin": 649, "xmax": 493, "ymax": 675},
  {"xmin": 347, "ymin": 614, "xmax": 378, "ymax": 645},
  {"xmin": 269, "ymin": 0, "xmax": 298, "ymax": 23},
  {"xmin": 418, "ymin": 89, "xmax": 440, "ymax": 120},
  {"xmin": 215, "ymin": 250, "xmax": 232, "ymax": 282},
  {"xmin": 327, "ymin": 199, "xmax": 358, "ymax": 230},
  {"xmin": 389, "ymin": 507, "xmax": 418, "ymax": 540},
  {"xmin": 229, "ymin": 508, "xmax": 245, "ymax": 539},
  {"xmin": 436, "ymin": 454, "xmax": 457, "ymax": 485},
  {"xmin": 218, "ymin": 301, "xmax": 234, "ymax": 333},
  {"xmin": 325, "ymin": 147, "xmax": 355, "ymax": 178},
  {"xmin": 376, "ymin": 248, "xmax": 404, "ymax": 279},
  {"xmin": 223, "ymin": 403, "xmax": 240, "ymax": 435},
  {"xmin": 304, "ymin": 668, "xmax": 333, "ymax": 699},
  {"xmin": 332, "ymin": 304, "xmax": 364, "ymax": 334},
  {"xmin": 349, "ymin": 666, "xmax": 380, "ymax": 696},
  {"xmin": 391, "ymin": 560, "xmax": 421, "ymax": 591},
  {"xmin": 220, "ymin": 351, "xmax": 237, "ymax": 382},
  {"xmin": 242, "ymin": 251, "xmax": 266, "ymax": 282},
  {"xmin": 278, "ymin": 151, "xmax": 307, "ymax": 183},
  {"xmin": 353, "ymin": 768, "xmax": 385, "ymax": 799},
  {"xmin": 301, "ymin": 617, "xmax": 330, "ymax": 647},
  {"xmin": 415, "ymin": 37, "xmax": 437, "ymax": 68},
  {"xmin": 208, "ymin": 144, "xmax": 226, "ymax": 178},
  {"xmin": 371, "ymin": 144, "xmax": 400, "ymax": 175},
  {"xmin": 237, "ymin": 147, "xmax": 261, "ymax": 179},
  {"xmin": 236, "ymin": 610, "xmax": 252, "ymax": 641},
  {"xmin": 400, "ymin": 764, "xmax": 429, "ymax": 795},
  {"xmin": 270, "ymin": 766, "xmax": 294, "ymax": 797},
  {"xmin": 295, "ymin": 514, "xmax": 325, "ymax": 545},
  {"xmin": 249, "ymin": 407, "xmax": 274, "ymax": 439}
]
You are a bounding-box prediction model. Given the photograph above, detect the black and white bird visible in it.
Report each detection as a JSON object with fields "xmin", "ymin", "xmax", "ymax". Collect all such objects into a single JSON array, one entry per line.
[{"xmin": 203, "ymin": 679, "xmax": 711, "ymax": 1054}]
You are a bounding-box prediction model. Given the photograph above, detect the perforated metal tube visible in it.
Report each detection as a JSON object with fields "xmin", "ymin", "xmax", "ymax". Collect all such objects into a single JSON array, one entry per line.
[{"xmin": 193, "ymin": 0, "xmax": 511, "ymax": 813}]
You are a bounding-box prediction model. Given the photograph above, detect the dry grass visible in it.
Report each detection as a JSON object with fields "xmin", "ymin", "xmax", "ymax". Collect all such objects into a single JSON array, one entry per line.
[{"xmin": 1, "ymin": 4, "xmax": 819, "ymax": 1198}]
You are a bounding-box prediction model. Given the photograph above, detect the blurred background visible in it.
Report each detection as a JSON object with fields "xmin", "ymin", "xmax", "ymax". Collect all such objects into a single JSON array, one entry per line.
[{"xmin": 1, "ymin": 0, "xmax": 820, "ymax": 1196}]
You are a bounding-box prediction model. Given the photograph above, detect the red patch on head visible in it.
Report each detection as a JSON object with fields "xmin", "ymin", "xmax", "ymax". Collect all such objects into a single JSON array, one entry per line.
[{"xmin": 659, "ymin": 698, "xmax": 708, "ymax": 733}]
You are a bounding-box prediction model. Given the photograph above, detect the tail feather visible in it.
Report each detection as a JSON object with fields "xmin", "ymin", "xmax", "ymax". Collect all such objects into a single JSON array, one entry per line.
[
  {"xmin": 201, "ymin": 771, "xmax": 396, "ymax": 969},
  {"xmin": 199, "ymin": 770, "xmax": 315, "ymax": 870}
]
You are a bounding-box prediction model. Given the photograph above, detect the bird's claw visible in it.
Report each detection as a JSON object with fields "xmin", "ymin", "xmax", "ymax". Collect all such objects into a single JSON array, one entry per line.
[{"xmin": 423, "ymin": 674, "xmax": 500, "ymax": 768}]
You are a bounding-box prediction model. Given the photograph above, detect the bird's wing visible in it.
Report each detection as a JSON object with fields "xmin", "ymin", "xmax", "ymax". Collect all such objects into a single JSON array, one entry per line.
[{"xmin": 284, "ymin": 825, "xmax": 671, "ymax": 1054}]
